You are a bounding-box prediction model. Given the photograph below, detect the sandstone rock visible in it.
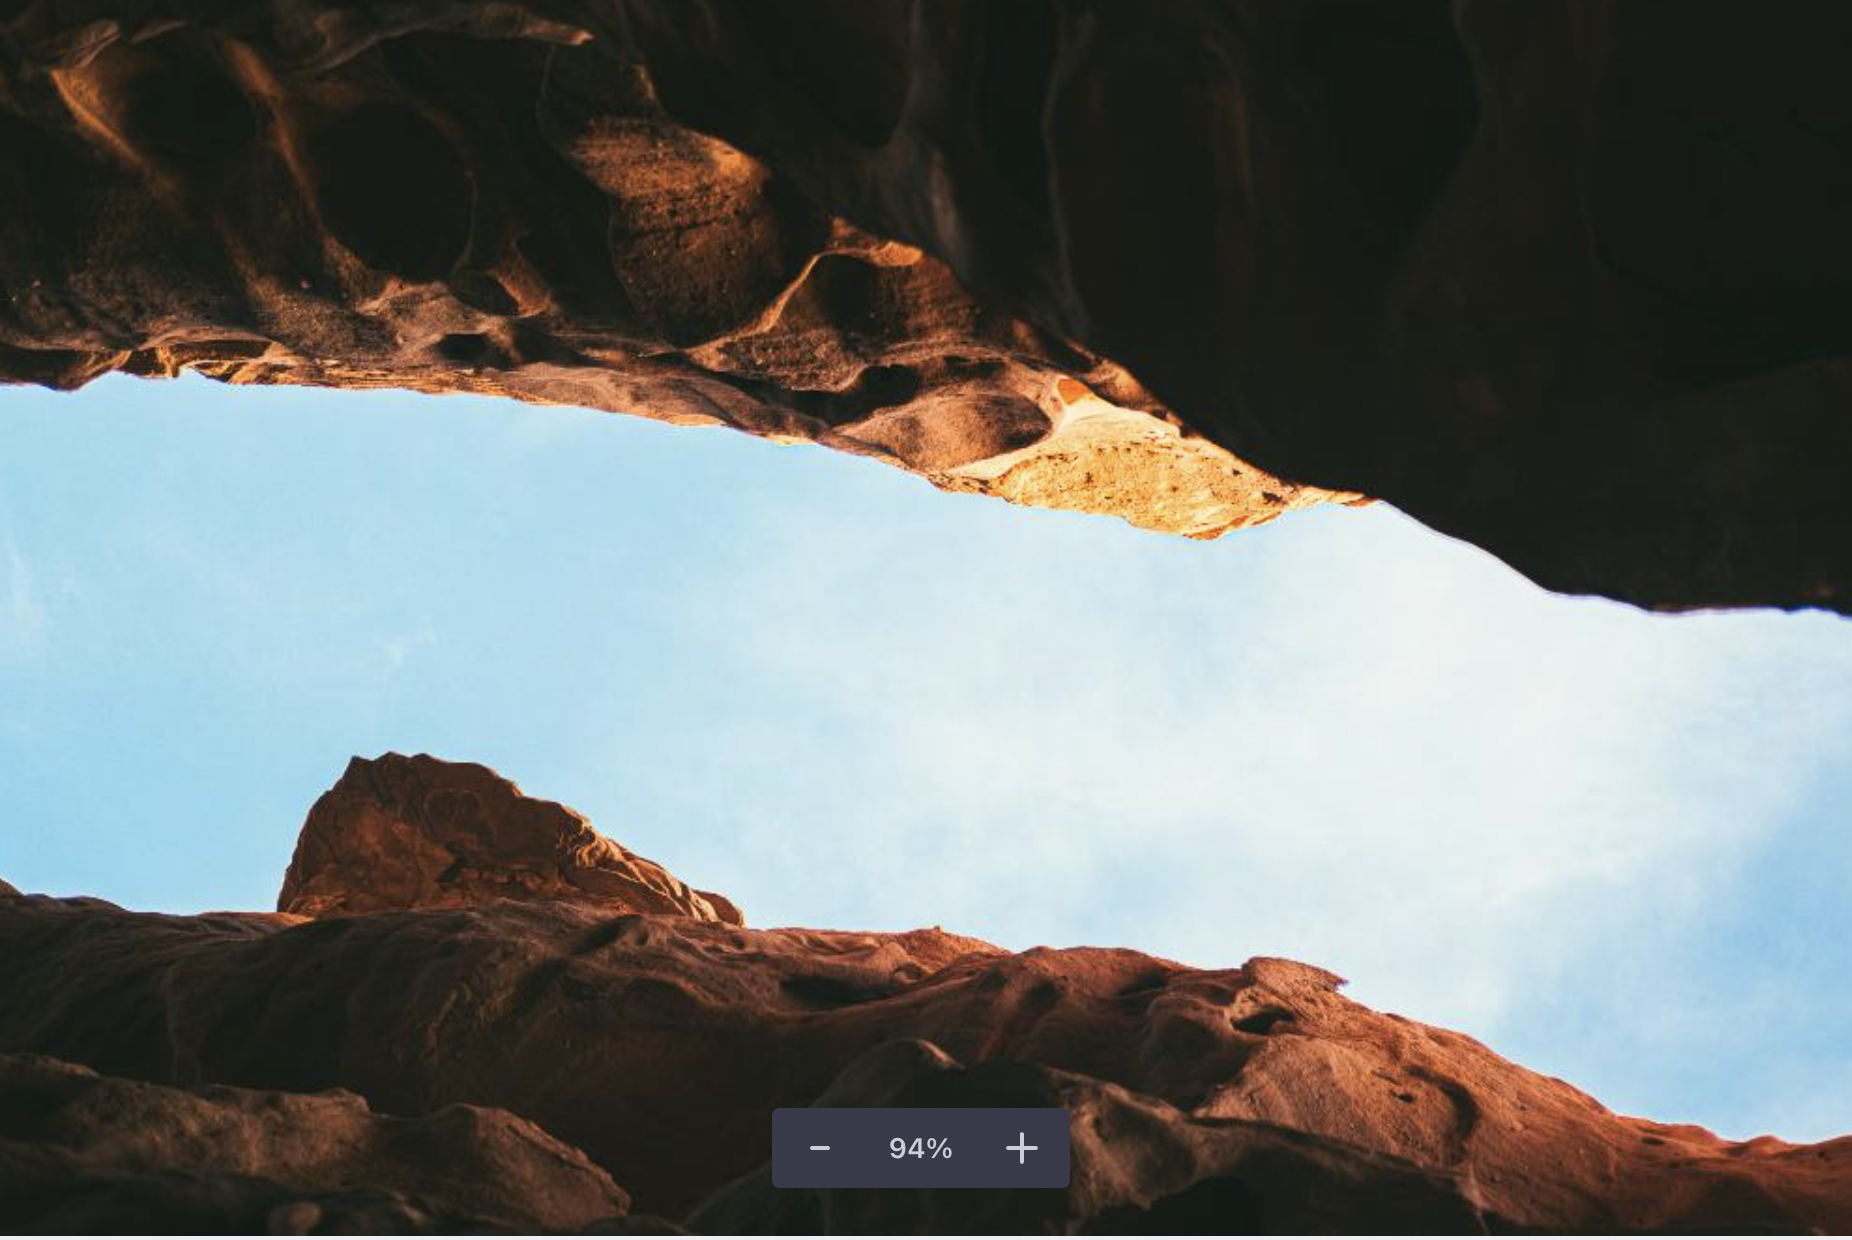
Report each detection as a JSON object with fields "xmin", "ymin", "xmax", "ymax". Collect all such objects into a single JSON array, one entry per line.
[
  {"xmin": 690, "ymin": 1038, "xmax": 1487, "ymax": 1234},
  {"xmin": 0, "ymin": 1050, "xmax": 632, "ymax": 1232},
  {"xmin": 11, "ymin": 2, "xmax": 1848, "ymax": 608},
  {"xmin": 278, "ymin": 753, "xmax": 740, "ymax": 924},
  {"xmin": 0, "ymin": 877, "xmax": 18, "ymax": 898},
  {"xmin": 625, "ymin": 0, "xmax": 1852, "ymax": 611},
  {"xmin": 2, "ymin": 893, "xmax": 1847, "ymax": 1230},
  {"xmin": 0, "ymin": 3, "xmax": 1348, "ymax": 543},
  {"xmin": 0, "ymin": 3, "xmax": 1844, "ymax": 607}
]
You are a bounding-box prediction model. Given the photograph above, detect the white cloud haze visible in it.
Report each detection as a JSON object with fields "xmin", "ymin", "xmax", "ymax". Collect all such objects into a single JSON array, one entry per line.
[{"xmin": 667, "ymin": 499, "xmax": 1852, "ymax": 1045}]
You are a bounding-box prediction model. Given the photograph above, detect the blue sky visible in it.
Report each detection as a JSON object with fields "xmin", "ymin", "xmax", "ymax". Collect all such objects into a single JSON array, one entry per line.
[{"xmin": 3, "ymin": 372, "xmax": 1850, "ymax": 1143}]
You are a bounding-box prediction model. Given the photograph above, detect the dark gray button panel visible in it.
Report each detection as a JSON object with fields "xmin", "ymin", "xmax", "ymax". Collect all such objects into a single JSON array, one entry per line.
[{"xmin": 772, "ymin": 1107, "xmax": 1071, "ymax": 1189}]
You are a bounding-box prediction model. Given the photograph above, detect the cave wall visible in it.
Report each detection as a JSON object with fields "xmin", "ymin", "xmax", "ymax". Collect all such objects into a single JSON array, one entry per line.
[{"xmin": 3, "ymin": 0, "xmax": 1849, "ymax": 609}]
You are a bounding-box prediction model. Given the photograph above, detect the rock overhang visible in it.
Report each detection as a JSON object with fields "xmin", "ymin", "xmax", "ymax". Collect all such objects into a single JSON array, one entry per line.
[{"xmin": 5, "ymin": 1, "xmax": 1846, "ymax": 610}]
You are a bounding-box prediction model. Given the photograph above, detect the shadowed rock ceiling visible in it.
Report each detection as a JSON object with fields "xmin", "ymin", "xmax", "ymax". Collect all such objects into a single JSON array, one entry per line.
[{"xmin": 5, "ymin": 1, "xmax": 1848, "ymax": 608}]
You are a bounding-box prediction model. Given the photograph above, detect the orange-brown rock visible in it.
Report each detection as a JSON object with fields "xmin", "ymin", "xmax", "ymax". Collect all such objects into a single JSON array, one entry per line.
[
  {"xmin": 10, "ymin": 3, "xmax": 1852, "ymax": 607},
  {"xmin": 0, "ymin": 1051, "xmax": 639, "ymax": 1233},
  {"xmin": 278, "ymin": 753, "xmax": 740, "ymax": 924},
  {"xmin": 690, "ymin": 1038, "xmax": 1487, "ymax": 1234},
  {"xmin": 2, "ymin": 892, "xmax": 1848, "ymax": 1231},
  {"xmin": 0, "ymin": 2, "xmax": 1349, "ymax": 543}
]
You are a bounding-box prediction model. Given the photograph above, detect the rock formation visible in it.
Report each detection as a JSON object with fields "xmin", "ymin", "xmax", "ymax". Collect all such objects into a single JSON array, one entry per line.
[
  {"xmin": 3, "ymin": 2, "xmax": 1848, "ymax": 608},
  {"xmin": 0, "ymin": 0, "xmax": 1353, "ymax": 542},
  {"xmin": 689, "ymin": 1039, "xmax": 1487, "ymax": 1235},
  {"xmin": 278, "ymin": 752, "xmax": 741, "ymax": 924},
  {"xmin": 0, "ymin": 1052, "xmax": 641, "ymax": 1233},
  {"xmin": 2, "ymin": 756, "xmax": 1849, "ymax": 1232}
]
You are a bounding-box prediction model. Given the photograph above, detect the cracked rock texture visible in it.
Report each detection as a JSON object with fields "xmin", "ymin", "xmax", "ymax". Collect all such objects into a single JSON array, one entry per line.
[
  {"xmin": 7, "ymin": 2, "xmax": 1849, "ymax": 606},
  {"xmin": 2, "ymin": 757, "xmax": 1850, "ymax": 1233},
  {"xmin": 278, "ymin": 752, "xmax": 741, "ymax": 924}
]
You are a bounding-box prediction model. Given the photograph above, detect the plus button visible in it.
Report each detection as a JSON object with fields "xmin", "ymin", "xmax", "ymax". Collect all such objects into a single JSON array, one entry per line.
[{"xmin": 1006, "ymin": 1131, "xmax": 1039, "ymax": 1165}]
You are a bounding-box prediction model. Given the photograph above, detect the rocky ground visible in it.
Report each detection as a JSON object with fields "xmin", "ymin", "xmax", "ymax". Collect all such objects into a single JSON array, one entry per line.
[{"xmin": 3, "ymin": 755, "xmax": 1848, "ymax": 1233}]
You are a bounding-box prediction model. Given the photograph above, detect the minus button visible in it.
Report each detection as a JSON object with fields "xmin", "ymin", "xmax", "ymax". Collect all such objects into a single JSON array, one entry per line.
[{"xmin": 808, "ymin": 1145, "xmax": 831, "ymax": 1151}]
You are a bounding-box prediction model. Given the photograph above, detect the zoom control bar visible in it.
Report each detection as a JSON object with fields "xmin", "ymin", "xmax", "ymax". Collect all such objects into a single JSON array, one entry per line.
[{"xmin": 772, "ymin": 1108, "xmax": 1071, "ymax": 1189}]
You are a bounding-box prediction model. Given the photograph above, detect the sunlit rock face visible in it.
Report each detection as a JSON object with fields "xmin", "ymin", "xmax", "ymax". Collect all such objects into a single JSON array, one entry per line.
[
  {"xmin": 4, "ymin": 896, "xmax": 1852, "ymax": 1230},
  {"xmin": 279, "ymin": 752, "xmax": 742, "ymax": 923},
  {"xmin": 633, "ymin": 0, "xmax": 1852, "ymax": 611},
  {"xmin": 0, "ymin": 2, "xmax": 1352, "ymax": 542},
  {"xmin": 13, "ymin": 4, "xmax": 1850, "ymax": 606},
  {"xmin": 3, "ymin": 758, "xmax": 1852, "ymax": 1232}
]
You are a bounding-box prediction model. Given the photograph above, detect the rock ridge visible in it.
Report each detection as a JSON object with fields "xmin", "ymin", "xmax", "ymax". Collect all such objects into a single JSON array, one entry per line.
[
  {"xmin": 2, "ymin": 892, "xmax": 1847, "ymax": 1231},
  {"xmin": 3, "ymin": 761, "xmax": 1849, "ymax": 1230},
  {"xmin": 277, "ymin": 752, "xmax": 741, "ymax": 924}
]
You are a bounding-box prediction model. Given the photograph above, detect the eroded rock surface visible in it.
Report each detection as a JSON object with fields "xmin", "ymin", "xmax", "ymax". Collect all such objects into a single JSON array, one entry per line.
[
  {"xmin": 5, "ymin": 766, "xmax": 1850, "ymax": 1232},
  {"xmin": 2, "ymin": 892, "xmax": 1848, "ymax": 1232},
  {"xmin": 0, "ymin": 1051, "xmax": 636, "ymax": 1233},
  {"xmin": 278, "ymin": 753, "xmax": 741, "ymax": 924},
  {"xmin": 690, "ymin": 1039, "xmax": 1487, "ymax": 1235},
  {"xmin": 0, "ymin": 1, "xmax": 1352, "ymax": 542},
  {"xmin": 5, "ymin": 2, "xmax": 1848, "ymax": 606}
]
